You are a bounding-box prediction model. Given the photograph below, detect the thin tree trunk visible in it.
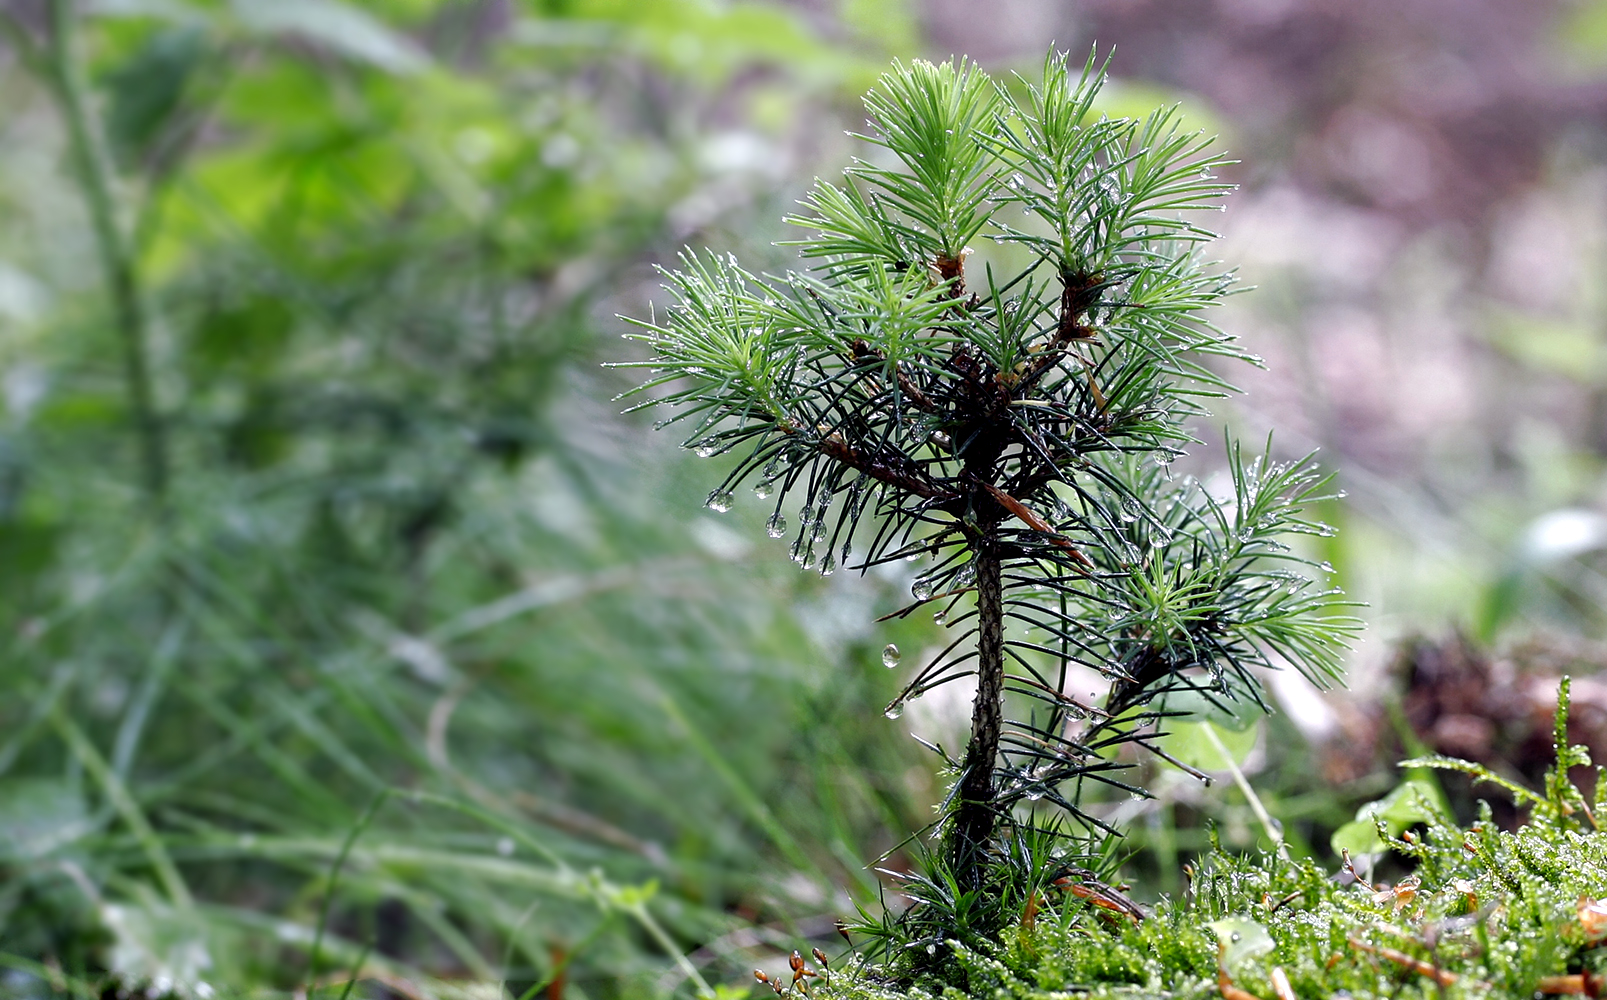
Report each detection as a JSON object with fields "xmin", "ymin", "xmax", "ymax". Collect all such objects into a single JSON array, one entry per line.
[{"xmin": 950, "ymin": 541, "xmax": 1003, "ymax": 886}]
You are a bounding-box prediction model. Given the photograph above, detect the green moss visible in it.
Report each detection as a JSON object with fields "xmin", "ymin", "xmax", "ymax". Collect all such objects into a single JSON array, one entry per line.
[{"xmin": 807, "ymin": 682, "xmax": 1607, "ymax": 1000}]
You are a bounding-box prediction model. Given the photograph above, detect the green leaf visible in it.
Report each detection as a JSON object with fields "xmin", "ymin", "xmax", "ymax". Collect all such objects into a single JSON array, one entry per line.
[
  {"xmin": 1159, "ymin": 687, "xmax": 1258, "ymax": 732},
  {"xmin": 1156, "ymin": 719, "xmax": 1258, "ymax": 773},
  {"xmin": 1329, "ymin": 777, "xmax": 1440, "ymax": 857},
  {"xmin": 1207, "ymin": 917, "xmax": 1274, "ymax": 969}
]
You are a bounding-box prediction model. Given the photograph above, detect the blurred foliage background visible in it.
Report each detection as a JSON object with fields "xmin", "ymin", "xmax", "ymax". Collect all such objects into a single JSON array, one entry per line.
[{"xmin": 10, "ymin": 0, "xmax": 1607, "ymax": 997}]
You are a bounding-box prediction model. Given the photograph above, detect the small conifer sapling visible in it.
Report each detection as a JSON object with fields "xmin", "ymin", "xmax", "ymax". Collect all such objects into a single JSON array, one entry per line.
[{"xmin": 616, "ymin": 51, "xmax": 1358, "ymax": 910}]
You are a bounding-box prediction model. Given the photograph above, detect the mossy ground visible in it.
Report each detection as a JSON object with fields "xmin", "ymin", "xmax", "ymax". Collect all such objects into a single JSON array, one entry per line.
[{"xmin": 795, "ymin": 689, "xmax": 1607, "ymax": 1000}]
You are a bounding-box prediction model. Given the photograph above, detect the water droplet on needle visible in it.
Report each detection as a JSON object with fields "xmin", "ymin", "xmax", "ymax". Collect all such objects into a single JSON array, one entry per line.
[{"xmin": 882, "ymin": 643, "xmax": 901, "ymax": 668}]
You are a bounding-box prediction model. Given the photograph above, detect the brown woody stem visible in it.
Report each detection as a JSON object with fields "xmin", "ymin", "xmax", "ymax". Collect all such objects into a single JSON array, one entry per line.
[{"xmin": 950, "ymin": 541, "xmax": 1003, "ymax": 885}]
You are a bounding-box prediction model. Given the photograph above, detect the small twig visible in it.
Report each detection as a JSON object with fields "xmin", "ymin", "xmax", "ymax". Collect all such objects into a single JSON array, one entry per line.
[
  {"xmin": 1348, "ymin": 937, "xmax": 1482, "ymax": 988},
  {"xmin": 809, "ymin": 426, "xmax": 948, "ymax": 500},
  {"xmin": 1537, "ymin": 973, "xmax": 1603, "ymax": 995},
  {"xmin": 978, "ymin": 480, "xmax": 1091, "ymax": 566},
  {"xmin": 1054, "ymin": 875, "xmax": 1145, "ymax": 922}
]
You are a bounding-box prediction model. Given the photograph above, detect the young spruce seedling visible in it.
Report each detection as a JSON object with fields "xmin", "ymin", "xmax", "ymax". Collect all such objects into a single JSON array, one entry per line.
[{"xmin": 616, "ymin": 49, "xmax": 1359, "ymax": 948}]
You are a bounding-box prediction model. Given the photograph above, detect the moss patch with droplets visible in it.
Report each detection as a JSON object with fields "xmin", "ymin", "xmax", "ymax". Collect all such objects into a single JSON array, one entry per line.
[{"xmin": 803, "ymin": 681, "xmax": 1607, "ymax": 1000}]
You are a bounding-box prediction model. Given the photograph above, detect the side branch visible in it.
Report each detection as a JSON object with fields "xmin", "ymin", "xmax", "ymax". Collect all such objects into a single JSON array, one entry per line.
[
  {"xmin": 978, "ymin": 481, "xmax": 1091, "ymax": 567},
  {"xmin": 808, "ymin": 427, "xmax": 949, "ymax": 500},
  {"xmin": 849, "ymin": 340, "xmax": 939, "ymax": 413}
]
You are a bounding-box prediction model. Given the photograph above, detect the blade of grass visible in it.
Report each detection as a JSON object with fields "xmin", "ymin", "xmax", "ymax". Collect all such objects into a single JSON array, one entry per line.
[
  {"xmin": 659, "ymin": 689, "xmax": 815, "ymax": 876},
  {"xmin": 307, "ymin": 788, "xmax": 390, "ymax": 996},
  {"xmin": 50, "ymin": 708, "xmax": 192, "ymax": 909},
  {"xmin": 1201, "ymin": 721, "xmax": 1288, "ymax": 861}
]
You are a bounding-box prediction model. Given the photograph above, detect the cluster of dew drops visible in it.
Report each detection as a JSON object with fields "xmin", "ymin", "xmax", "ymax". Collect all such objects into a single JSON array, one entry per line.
[
  {"xmin": 697, "ymin": 448, "xmax": 888, "ymax": 578},
  {"xmin": 691, "ymin": 441, "xmax": 998, "ymax": 720}
]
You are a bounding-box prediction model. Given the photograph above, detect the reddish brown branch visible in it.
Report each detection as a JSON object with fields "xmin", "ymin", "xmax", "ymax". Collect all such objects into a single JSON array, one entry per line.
[
  {"xmin": 1013, "ymin": 271, "xmax": 1105, "ymax": 394},
  {"xmin": 1537, "ymin": 974, "xmax": 1604, "ymax": 995},
  {"xmin": 980, "ymin": 481, "xmax": 1092, "ymax": 567},
  {"xmin": 806, "ymin": 427, "xmax": 947, "ymax": 500},
  {"xmin": 1348, "ymin": 938, "xmax": 1474, "ymax": 988},
  {"xmin": 936, "ymin": 253, "xmax": 966, "ymax": 299},
  {"xmin": 1056, "ymin": 877, "xmax": 1145, "ymax": 923},
  {"xmin": 850, "ymin": 339, "xmax": 940, "ymax": 413}
]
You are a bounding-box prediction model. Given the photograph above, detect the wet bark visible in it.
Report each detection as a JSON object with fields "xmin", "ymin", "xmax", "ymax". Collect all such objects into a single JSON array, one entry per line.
[{"xmin": 950, "ymin": 541, "xmax": 1003, "ymax": 886}]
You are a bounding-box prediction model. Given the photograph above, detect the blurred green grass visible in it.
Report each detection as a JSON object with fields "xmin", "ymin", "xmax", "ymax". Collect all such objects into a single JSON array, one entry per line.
[{"xmin": 0, "ymin": 2, "xmax": 943, "ymax": 996}]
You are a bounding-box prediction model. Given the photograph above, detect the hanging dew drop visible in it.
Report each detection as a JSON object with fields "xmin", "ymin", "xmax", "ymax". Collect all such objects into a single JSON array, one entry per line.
[
  {"xmin": 884, "ymin": 703, "xmax": 904, "ymax": 719},
  {"xmin": 933, "ymin": 610, "xmax": 946, "ymax": 624},
  {"xmin": 754, "ymin": 481, "xmax": 773, "ymax": 499},
  {"xmin": 766, "ymin": 514, "xmax": 787, "ymax": 538},
  {"xmin": 820, "ymin": 554, "xmax": 835, "ymax": 576},
  {"xmin": 912, "ymin": 579, "xmax": 934, "ymax": 601},
  {"xmin": 882, "ymin": 643, "xmax": 902, "ymax": 668},
  {"xmin": 955, "ymin": 563, "xmax": 977, "ymax": 587},
  {"xmin": 706, "ymin": 490, "xmax": 733, "ymax": 513},
  {"xmin": 811, "ymin": 521, "xmax": 827, "ymax": 544},
  {"xmin": 695, "ymin": 444, "xmax": 717, "ymax": 458}
]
